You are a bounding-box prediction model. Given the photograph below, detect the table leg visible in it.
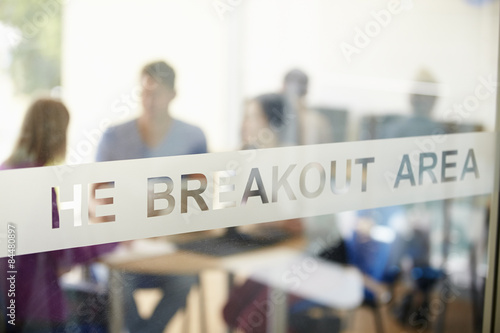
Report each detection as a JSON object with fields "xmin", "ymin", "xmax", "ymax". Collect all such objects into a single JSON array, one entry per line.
[
  {"xmin": 109, "ymin": 269, "xmax": 125, "ymax": 332},
  {"xmin": 198, "ymin": 273, "xmax": 207, "ymax": 333},
  {"xmin": 267, "ymin": 287, "xmax": 287, "ymax": 333},
  {"xmin": 227, "ymin": 272, "xmax": 236, "ymax": 333}
]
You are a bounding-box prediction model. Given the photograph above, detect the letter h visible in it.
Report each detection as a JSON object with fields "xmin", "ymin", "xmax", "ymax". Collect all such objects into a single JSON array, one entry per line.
[{"xmin": 52, "ymin": 184, "xmax": 83, "ymax": 228}]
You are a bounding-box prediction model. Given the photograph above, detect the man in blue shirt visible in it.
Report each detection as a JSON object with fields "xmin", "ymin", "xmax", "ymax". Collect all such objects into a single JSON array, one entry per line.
[
  {"xmin": 97, "ymin": 61, "xmax": 207, "ymax": 161},
  {"xmin": 96, "ymin": 60, "xmax": 207, "ymax": 332}
]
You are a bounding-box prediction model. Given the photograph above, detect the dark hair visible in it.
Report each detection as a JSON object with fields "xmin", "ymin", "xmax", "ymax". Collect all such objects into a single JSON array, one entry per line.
[
  {"xmin": 7, "ymin": 98, "xmax": 70, "ymax": 166},
  {"xmin": 255, "ymin": 93, "xmax": 285, "ymax": 128},
  {"xmin": 284, "ymin": 69, "xmax": 308, "ymax": 97},
  {"xmin": 141, "ymin": 60, "xmax": 176, "ymax": 89}
]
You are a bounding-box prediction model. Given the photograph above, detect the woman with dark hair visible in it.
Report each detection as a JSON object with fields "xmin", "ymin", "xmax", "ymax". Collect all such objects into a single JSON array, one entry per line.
[
  {"xmin": 241, "ymin": 93, "xmax": 286, "ymax": 149},
  {"xmin": 224, "ymin": 93, "xmax": 305, "ymax": 333},
  {"xmin": 0, "ymin": 98, "xmax": 116, "ymax": 333}
]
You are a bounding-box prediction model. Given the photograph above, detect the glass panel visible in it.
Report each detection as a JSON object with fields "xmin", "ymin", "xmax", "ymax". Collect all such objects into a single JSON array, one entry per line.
[{"xmin": 0, "ymin": 1, "xmax": 498, "ymax": 332}]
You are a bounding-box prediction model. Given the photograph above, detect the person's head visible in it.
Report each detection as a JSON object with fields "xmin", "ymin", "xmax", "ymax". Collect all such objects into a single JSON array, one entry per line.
[
  {"xmin": 7, "ymin": 98, "xmax": 70, "ymax": 167},
  {"xmin": 283, "ymin": 69, "xmax": 309, "ymax": 98},
  {"xmin": 140, "ymin": 60, "xmax": 177, "ymax": 117},
  {"xmin": 410, "ymin": 69, "xmax": 438, "ymax": 117},
  {"xmin": 241, "ymin": 93, "xmax": 285, "ymax": 148}
]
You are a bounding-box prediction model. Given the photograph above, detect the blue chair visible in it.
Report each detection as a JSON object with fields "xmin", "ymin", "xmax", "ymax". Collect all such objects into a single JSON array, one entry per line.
[{"xmin": 345, "ymin": 208, "xmax": 404, "ymax": 333}]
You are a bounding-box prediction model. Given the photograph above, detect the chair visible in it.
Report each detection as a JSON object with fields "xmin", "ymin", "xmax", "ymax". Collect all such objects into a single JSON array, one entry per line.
[{"xmin": 344, "ymin": 207, "xmax": 404, "ymax": 333}]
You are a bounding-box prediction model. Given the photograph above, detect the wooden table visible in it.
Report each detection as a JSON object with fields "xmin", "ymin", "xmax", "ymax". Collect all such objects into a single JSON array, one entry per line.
[{"xmin": 103, "ymin": 234, "xmax": 363, "ymax": 332}]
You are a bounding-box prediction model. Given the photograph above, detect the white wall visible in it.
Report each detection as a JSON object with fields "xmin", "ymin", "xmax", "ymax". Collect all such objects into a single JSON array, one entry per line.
[
  {"xmin": 239, "ymin": 0, "xmax": 499, "ymax": 137},
  {"xmin": 0, "ymin": 23, "xmax": 29, "ymax": 161},
  {"xmin": 62, "ymin": 0, "xmax": 229, "ymax": 162},
  {"xmin": 56, "ymin": 0, "xmax": 499, "ymax": 161}
]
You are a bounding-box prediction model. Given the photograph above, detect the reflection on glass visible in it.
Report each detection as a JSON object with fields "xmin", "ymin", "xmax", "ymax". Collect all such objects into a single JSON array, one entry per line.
[{"xmin": 0, "ymin": 0, "xmax": 497, "ymax": 332}]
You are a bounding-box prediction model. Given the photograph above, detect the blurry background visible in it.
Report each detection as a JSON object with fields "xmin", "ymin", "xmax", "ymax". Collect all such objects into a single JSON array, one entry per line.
[
  {"xmin": 0, "ymin": 1, "xmax": 498, "ymax": 332},
  {"xmin": 0, "ymin": 0, "xmax": 498, "ymax": 161}
]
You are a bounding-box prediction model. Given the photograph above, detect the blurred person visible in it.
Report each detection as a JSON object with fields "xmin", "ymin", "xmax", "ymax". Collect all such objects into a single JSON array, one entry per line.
[
  {"xmin": 1, "ymin": 99, "xmax": 69, "ymax": 169},
  {"xmin": 96, "ymin": 61, "xmax": 206, "ymax": 161},
  {"xmin": 0, "ymin": 98, "xmax": 116, "ymax": 333},
  {"xmin": 279, "ymin": 70, "xmax": 344, "ymax": 265},
  {"xmin": 362, "ymin": 70, "xmax": 449, "ymax": 328},
  {"xmin": 279, "ymin": 69, "xmax": 333, "ymax": 146},
  {"xmin": 95, "ymin": 60, "xmax": 207, "ymax": 332},
  {"xmin": 385, "ymin": 69, "xmax": 445, "ymax": 138},
  {"xmin": 240, "ymin": 93, "xmax": 303, "ymax": 234},
  {"xmin": 241, "ymin": 93, "xmax": 284, "ymax": 149},
  {"xmin": 279, "ymin": 69, "xmax": 341, "ymax": 261},
  {"xmin": 383, "ymin": 69, "xmax": 445, "ymax": 268},
  {"xmin": 224, "ymin": 94, "xmax": 306, "ymax": 333}
]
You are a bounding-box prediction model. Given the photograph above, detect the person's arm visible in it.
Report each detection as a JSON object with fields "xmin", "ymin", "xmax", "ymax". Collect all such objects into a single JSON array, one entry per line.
[
  {"xmin": 51, "ymin": 242, "xmax": 118, "ymax": 268},
  {"xmin": 95, "ymin": 127, "xmax": 115, "ymax": 162},
  {"xmin": 193, "ymin": 127, "xmax": 208, "ymax": 154}
]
